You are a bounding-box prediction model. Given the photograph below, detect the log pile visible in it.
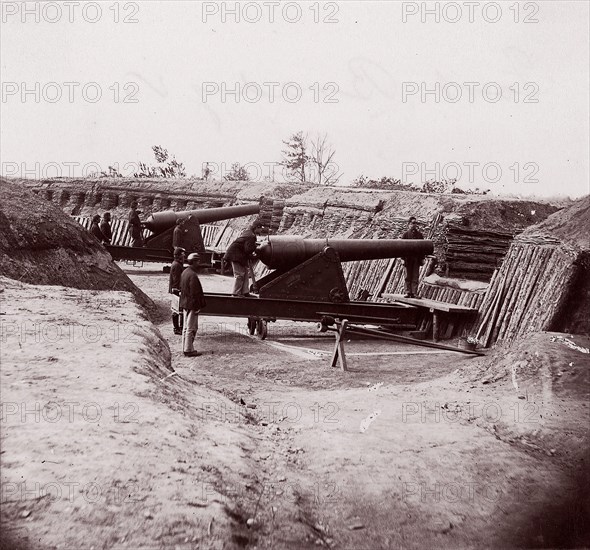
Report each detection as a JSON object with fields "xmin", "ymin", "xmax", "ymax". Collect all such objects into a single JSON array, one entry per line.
[
  {"xmin": 442, "ymin": 224, "xmax": 517, "ymax": 281},
  {"xmin": 472, "ymin": 240, "xmax": 580, "ymax": 347}
]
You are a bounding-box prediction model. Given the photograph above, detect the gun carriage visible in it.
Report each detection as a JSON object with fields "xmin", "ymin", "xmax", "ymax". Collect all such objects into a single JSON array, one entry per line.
[
  {"xmin": 105, "ymin": 203, "xmax": 261, "ymax": 263},
  {"xmin": 201, "ymin": 236, "xmax": 434, "ymax": 340}
]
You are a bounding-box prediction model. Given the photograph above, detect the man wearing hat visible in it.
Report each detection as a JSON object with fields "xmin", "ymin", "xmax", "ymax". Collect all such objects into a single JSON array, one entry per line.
[
  {"xmin": 100, "ymin": 212, "xmax": 113, "ymax": 244},
  {"xmin": 169, "ymin": 247, "xmax": 186, "ymax": 335},
  {"xmin": 223, "ymin": 220, "xmax": 265, "ymax": 296},
  {"xmin": 179, "ymin": 252, "xmax": 207, "ymax": 356}
]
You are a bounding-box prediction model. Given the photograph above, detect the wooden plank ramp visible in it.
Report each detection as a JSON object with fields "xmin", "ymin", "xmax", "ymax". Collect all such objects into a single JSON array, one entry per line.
[{"xmin": 382, "ymin": 294, "xmax": 478, "ymax": 313}]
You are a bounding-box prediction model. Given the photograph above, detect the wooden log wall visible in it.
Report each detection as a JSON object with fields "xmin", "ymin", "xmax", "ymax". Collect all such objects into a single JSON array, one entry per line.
[
  {"xmin": 471, "ymin": 236, "xmax": 580, "ymax": 347},
  {"xmin": 343, "ymin": 213, "xmax": 444, "ymax": 300},
  {"xmin": 442, "ymin": 224, "xmax": 516, "ymax": 281}
]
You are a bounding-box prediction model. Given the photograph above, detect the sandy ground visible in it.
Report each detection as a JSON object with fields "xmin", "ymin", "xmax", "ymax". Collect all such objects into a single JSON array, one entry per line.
[{"xmin": 1, "ymin": 265, "xmax": 589, "ymax": 549}]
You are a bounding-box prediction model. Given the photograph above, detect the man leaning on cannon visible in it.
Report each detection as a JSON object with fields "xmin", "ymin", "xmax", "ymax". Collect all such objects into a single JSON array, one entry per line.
[{"xmin": 224, "ymin": 220, "xmax": 265, "ymax": 297}]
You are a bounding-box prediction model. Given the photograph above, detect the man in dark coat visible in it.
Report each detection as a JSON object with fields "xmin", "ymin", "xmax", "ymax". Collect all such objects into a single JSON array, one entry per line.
[
  {"xmin": 90, "ymin": 214, "xmax": 106, "ymax": 243},
  {"xmin": 128, "ymin": 202, "xmax": 144, "ymax": 247},
  {"xmin": 169, "ymin": 247, "xmax": 186, "ymax": 335},
  {"xmin": 172, "ymin": 218, "xmax": 187, "ymax": 249},
  {"xmin": 223, "ymin": 220, "xmax": 264, "ymax": 296},
  {"xmin": 100, "ymin": 212, "xmax": 113, "ymax": 244},
  {"xmin": 400, "ymin": 216, "xmax": 424, "ymax": 298},
  {"xmin": 180, "ymin": 252, "xmax": 207, "ymax": 356}
]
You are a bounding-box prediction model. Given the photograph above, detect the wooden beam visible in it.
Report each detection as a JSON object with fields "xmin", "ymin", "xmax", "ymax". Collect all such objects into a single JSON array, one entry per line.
[{"xmin": 382, "ymin": 294, "xmax": 477, "ymax": 313}]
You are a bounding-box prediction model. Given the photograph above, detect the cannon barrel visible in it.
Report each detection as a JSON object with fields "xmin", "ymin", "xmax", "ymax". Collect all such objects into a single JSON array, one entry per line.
[
  {"xmin": 256, "ymin": 236, "xmax": 434, "ymax": 271},
  {"xmin": 143, "ymin": 204, "xmax": 260, "ymax": 233}
]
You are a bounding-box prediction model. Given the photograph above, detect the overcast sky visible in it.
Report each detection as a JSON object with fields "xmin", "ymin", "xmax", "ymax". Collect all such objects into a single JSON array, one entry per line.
[{"xmin": 1, "ymin": 1, "xmax": 589, "ymax": 198}]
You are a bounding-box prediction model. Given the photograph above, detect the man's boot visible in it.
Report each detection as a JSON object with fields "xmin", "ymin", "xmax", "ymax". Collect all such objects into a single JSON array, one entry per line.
[{"xmin": 172, "ymin": 314, "xmax": 182, "ymax": 335}]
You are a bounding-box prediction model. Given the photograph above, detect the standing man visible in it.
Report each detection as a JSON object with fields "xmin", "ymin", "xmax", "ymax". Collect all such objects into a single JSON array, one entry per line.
[
  {"xmin": 128, "ymin": 202, "xmax": 144, "ymax": 248},
  {"xmin": 90, "ymin": 214, "xmax": 106, "ymax": 243},
  {"xmin": 401, "ymin": 216, "xmax": 424, "ymax": 299},
  {"xmin": 100, "ymin": 212, "xmax": 113, "ymax": 244},
  {"xmin": 172, "ymin": 218, "xmax": 187, "ymax": 249},
  {"xmin": 180, "ymin": 252, "xmax": 207, "ymax": 357},
  {"xmin": 203, "ymin": 162, "xmax": 211, "ymax": 180},
  {"xmin": 169, "ymin": 247, "xmax": 186, "ymax": 335},
  {"xmin": 223, "ymin": 220, "xmax": 264, "ymax": 297}
]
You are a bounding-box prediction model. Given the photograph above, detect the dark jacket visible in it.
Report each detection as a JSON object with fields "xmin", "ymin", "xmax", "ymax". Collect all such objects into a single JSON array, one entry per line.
[
  {"xmin": 90, "ymin": 221, "xmax": 106, "ymax": 242},
  {"xmin": 128, "ymin": 209, "xmax": 142, "ymax": 239},
  {"xmin": 172, "ymin": 225, "xmax": 184, "ymax": 249},
  {"xmin": 401, "ymin": 227, "xmax": 425, "ymax": 264},
  {"xmin": 179, "ymin": 265, "xmax": 206, "ymax": 311},
  {"xmin": 169, "ymin": 260, "xmax": 184, "ymax": 294},
  {"xmin": 99, "ymin": 220, "xmax": 112, "ymax": 242},
  {"xmin": 223, "ymin": 228, "xmax": 257, "ymax": 264},
  {"xmin": 401, "ymin": 228, "xmax": 424, "ymax": 240}
]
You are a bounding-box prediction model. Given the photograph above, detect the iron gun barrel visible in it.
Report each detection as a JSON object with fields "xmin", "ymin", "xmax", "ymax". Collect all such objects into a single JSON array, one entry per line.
[
  {"xmin": 256, "ymin": 236, "xmax": 434, "ymax": 271},
  {"xmin": 143, "ymin": 204, "xmax": 260, "ymax": 233}
]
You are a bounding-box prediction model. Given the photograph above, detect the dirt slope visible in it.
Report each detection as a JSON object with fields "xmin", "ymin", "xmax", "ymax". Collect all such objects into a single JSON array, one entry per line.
[
  {"xmin": 0, "ymin": 178, "xmax": 153, "ymax": 312},
  {"xmin": 519, "ymin": 194, "xmax": 590, "ymax": 250},
  {"xmin": 0, "ymin": 277, "xmax": 264, "ymax": 549}
]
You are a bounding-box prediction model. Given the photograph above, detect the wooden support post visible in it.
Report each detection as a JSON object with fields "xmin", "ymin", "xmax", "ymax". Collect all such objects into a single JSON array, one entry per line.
[
  {"xmin": 330, "ymin": 319, "xmax": 348, "ymax": 371},
  {"xmin": 432, "ymin": 309, "xmax": 440, "ymax": 342}
]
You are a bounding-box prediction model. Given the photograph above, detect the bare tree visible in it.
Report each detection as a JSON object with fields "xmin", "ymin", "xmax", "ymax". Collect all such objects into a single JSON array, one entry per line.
[
  {"xmin": 309, "ymin": 133, "xmax": 342, "ymax": 185},
  {"xmin": 281, "ymin": 131, "xmax": 341, "ymax": 185}
]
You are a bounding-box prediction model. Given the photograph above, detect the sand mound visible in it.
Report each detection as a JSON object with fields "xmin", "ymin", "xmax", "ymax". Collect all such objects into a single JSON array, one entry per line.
[
  {"xmin": 519, "ymin": 194, "xmax": 590, "ymax": 250},
  {"xmin": 0, "ymin": 178, "xmax": 153, "ymax": 311},
  {"xmin": 470, "ymin": 332, "xmax": 590, "ymax": 399}
]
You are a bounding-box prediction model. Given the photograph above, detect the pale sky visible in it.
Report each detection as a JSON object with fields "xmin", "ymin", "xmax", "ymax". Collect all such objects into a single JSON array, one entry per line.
[{"xmin": 1, "ymin": 1, "xmax": 589, "ymax": 198}]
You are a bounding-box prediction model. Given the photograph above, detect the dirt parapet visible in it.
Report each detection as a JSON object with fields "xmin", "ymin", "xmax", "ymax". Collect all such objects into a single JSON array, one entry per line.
[
  {"xmin": 14, "ymin": 177, "xmax": 304, "ymax": 220},
  {"xmin": 0, "ymin": 178, "xmax": 153, "ymax": 312}
]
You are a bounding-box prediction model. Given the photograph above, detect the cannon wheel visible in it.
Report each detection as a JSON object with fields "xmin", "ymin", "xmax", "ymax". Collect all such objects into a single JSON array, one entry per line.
[
  {"xmin": 247, "ymin": 317, "xmax": 256, "ymax": 335},
  {"xmin": 256, "ymin": 319, "xmax": 268, "ymax": 340}
]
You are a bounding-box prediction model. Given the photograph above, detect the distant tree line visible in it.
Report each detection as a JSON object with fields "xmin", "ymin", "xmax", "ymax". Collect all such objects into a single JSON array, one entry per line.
[
  {"xmin": 98, "ymin": 139, "xmax": 488, "ymax": 194},
  {"xmin": 351, "ymin": 175, "xmax": 489, "ymax": 195}
]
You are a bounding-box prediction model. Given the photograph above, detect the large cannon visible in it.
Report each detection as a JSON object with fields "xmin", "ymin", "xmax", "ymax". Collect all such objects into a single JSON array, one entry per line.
[
  {"xmin": 256, "ymin": 236, "xmax": 433, "ymax": 271},
  {"xmin": 105, "ymin": 203, "xmax": 263, "ymax": 263},
  {"xmin": 142, "ymin": 204, "xmax": 260, "ymax": 234},
  {"xmin": 142, "ymin": 204, "xmax": 261, "ymax": 255},
  {"xmin": 253, "ymin": 236, "xmax": 433, "ymax": 303},
  {"xmin": 201, "ymin": 235, "xmax": 434, "ymax": 339}
]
